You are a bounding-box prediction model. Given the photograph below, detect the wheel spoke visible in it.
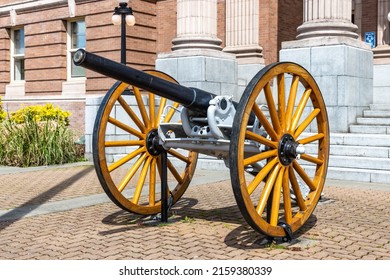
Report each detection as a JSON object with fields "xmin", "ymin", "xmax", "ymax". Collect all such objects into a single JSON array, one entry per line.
[
  {"xmin": 149, "ymin": 158, "xmax": 156, "ymax": 206},
  {"xmin": 247, "ymin": 157, "xmax": 278, "ymax": 195},
  {"xmin": 288, "ymin": 167, "xmax": 307, "ymax": 211},
  {"xmin": 298, "ymin": 133, "xmax": 324, "ymax": 145},
  {"xmin": 278, "ymin": 74, "xmax": 286, "ymax": 131},
  {"xmin": 294, "ymin": 108, "xmax": 321, "ymax": 138},
  {"xmin": 245, "ymin": 131, "xmax": 278, "ymax": 149},
  {"xmin": 286, "ymin": 75, "xmax": 300, "ymax": 131},
  {"xmin": 167, "ymin": 159, "xmax": 184, "ymax": 184},
  {"xmin": 255, "ymin": 163, "xmax": 282, "ymax": 215},
  {"xmin": 252, "ymin": 103, "xmax": 278, "ymax": 141},
  {"xmin": 282, "ymin": 169, "xmax": 293, "ymax": 225},
  {"xmin": 108, "ymin": 147, "xmax": 145, "ymax": 172},
  {"xmin": 164, "ymin": 102, "xmax": 180, "ymax": 123},
  {"xmin": 132, "ymin": 156, "xmax": 152, "ymax": 204},
  {"xmin": 117, "ymin": 95, "xmax": 146, "ymax": 133},
  {"xmin": 300, "ymin": 154, "xmax": 324, "ymax": 165},
  {"xmin": 133, "ymin": 87, "xmax": 150, "ymax": 128},
  {"xmin": 244, "ymin": 149, "xmax": 277, "ymax": 167},
  {"xmin": 290, "ymin": 88, "xmax": 312, "ymax": 132},
  {"xmin": 117, "ymin": 153, "xmax": 147, "ymax": 192},
  {"xmin": 108, "ymin": 117, "xmax": 144, "ymax": 139},
  {"xmin": 156, "ymin": 97, "xmax": 167, "ymax": 126},
  {"xmin": 168, "ymin": 149, "xmax": 191, "ymax": 164},
  {"xmin": 105, "ymin": 140, "xmax": 144, "ymax": 147},
  {"xmin": 264, "ymin": 82, "xmax": 281, "ymax": 135},
  {"xmin": 270, "ymin": 167, "xmax": 285, "ymax": 226},
  {"xmin": 293, "ymin": 160, "xmax": 316, "ymax": 191},
  {"xmin": 149, "ymin": 93, "xmax": 156, "ymax": 128}
]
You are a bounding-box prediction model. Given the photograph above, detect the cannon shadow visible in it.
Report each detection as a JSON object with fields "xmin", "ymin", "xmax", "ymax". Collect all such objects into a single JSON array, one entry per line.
[{"xmin": 99, "ymin": 197, "xmax": 317, "ymax": 248}]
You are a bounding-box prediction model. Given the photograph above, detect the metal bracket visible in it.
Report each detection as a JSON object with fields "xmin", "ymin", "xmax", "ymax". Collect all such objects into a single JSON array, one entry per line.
[{"xmin": 278, "ymin": 221, "xmax": 294, "ymax": 242}]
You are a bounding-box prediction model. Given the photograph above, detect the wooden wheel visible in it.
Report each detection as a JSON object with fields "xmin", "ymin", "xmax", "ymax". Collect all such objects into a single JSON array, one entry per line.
[
  {"xmin": 93, "ymin": 70, "xmax": 198, "ymax": 215},
  {"xmin": 230, "ymin": 62, "xmax": 329, "ymax": 237}
]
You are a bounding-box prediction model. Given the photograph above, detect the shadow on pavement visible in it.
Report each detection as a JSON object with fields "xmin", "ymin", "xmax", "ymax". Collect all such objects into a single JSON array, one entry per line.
[
  {"xmin": 99, "ymin": 196, "xmax": 317, "ymax": 248},
  {"xmin": 0, "ymin": 166, "xmax": 94, "ymax": 231}
]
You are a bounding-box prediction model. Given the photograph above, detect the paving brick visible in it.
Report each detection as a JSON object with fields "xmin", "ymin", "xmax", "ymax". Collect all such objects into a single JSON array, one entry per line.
[{"xmin": 1, "ymin": 166, "xmax": 390, "ymax": 260}]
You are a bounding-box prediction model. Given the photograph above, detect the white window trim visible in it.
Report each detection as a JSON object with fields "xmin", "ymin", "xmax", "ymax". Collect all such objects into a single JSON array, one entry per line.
[
  {"xmin": 66, "ymin": 19, "xmax": 86, "ymax": 81},
  {"xmin": 10, "ymin": 28, "xmax": 25, "ymax": 83}
]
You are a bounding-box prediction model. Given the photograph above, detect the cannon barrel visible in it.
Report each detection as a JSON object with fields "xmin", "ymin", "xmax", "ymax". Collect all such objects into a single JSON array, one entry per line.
[{"xmin": 73, "ymin": 49, "xmax": 217, "ymax": 113}]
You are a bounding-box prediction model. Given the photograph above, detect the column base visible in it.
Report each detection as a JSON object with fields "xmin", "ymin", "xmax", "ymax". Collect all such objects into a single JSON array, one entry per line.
[
  {"xmin": 373, "ymin": 45, "xmax": 390, "ymax": 64},
  {"xmin": 223, "ymin": 45, "xmax": 265, "ymax": 65},
  {"xmin": 297, "ymin": 21, "xmax": 359, "ymax": 40},
  {"xmin": 171, "ymin": 37, "xmax": 222, "ymax": 51}
]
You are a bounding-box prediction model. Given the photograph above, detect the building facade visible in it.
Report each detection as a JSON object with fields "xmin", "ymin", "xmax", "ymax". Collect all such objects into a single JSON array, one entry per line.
[{"xmin": 0, "ymin": 0, "xmax": 389, "ymax": 133}]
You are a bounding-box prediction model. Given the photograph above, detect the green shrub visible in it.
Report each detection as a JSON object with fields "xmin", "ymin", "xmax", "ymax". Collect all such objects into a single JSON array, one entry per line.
[
  {"xmin": 0, "ymin": 117, "xmax": 82, "ymax": 167},
  {"xmin": 0, "ymin": 96, "xmax": 6, "ymax": 123},
  {"xmin": 10, "ymin": 103, "xmax": 71, "ymax": 126}
]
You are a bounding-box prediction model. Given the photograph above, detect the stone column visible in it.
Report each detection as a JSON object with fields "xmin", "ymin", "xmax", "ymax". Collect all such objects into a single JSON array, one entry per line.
[
  {"xmin": 297, "ymin": 0, "xmax": 358, "ymax": 40},
  {"xmin": 374, "ymin": 0, "xmax": 390, "ymax": 63},
  {"xmin": 222, "ymin": 0, "xmax": 264, "ymax": 96},
  {"xmin": 373, "ymin": 0, "xmax": 390, "ymax": 105},
  {"xmin": 281, "ymin": 0, "xmax": 373, "ymax": 132},
  {"xmin": 223, "ymin": 0, "xmax": 263, "ymax": 64},
  {"xmin": 171, "ymin": 0, "xmax": 222, "ymax": 51},
  {"xmin": 157, "ymin": 0, "xmax": 238, "ymax": 100}
]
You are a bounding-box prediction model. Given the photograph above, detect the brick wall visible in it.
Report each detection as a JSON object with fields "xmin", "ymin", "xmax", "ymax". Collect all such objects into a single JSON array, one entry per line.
[
  {"xmin": 278, "ymin": 0, "xmax": 302, "ymax": 58},
  {"xmin": 0, "ymin": 27, "xmax": 10, "ymax": 94},
  {"xmin": 259, "ymin": 0, "xmax": 278, "ymax": 65},
  {"xmin": 361, "ymin": 0, "xmax": 378, "ymax": 44},
  {"xmin": 156, "ymin": 0, "xmax": 176, "ymax": 53}
]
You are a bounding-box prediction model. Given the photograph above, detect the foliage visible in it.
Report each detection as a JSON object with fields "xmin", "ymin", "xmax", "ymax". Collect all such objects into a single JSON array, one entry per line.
[
  {"xmin": 0, "ymin": 103, "xmax": 83, "ymax": 167},
  {"xmin": 0, "ymin": 96, "xmax": 6, "ymax": 123},
  {"xmin": 9, "ymin": 103, "xmax": 71, "ymax": 126}
]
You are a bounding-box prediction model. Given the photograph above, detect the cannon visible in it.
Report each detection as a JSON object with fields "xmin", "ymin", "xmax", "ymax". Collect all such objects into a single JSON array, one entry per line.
[{"xmin": 74, "ymin": 49, "xmax": 329, "ymax": 239}]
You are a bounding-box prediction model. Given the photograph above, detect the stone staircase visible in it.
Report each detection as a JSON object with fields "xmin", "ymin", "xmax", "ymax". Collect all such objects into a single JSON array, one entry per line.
[{"xmin": 323, "ymin": 104, "xmax": 390, "ymax": 184}]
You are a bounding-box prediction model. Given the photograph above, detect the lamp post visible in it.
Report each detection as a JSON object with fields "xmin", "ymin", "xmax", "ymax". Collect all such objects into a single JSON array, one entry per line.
[{"xmin": 112, "ymin": 0, "xmax": 135, "ymax": 65}]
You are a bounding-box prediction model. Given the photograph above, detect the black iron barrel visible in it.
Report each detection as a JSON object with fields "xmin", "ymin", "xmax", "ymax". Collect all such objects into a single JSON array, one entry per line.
[{"xmin": 73, "ymin": 49, "xmax": 216, "ymax": 113}]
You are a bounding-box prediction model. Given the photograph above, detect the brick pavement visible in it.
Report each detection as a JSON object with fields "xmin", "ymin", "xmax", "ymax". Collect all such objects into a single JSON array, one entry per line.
[{"xmin": 0, "ymin": 164, "xmax": 389, "ymax": 260}]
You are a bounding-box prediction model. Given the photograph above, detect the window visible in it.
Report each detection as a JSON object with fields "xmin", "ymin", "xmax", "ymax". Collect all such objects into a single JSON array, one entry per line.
[
  {"xmin": 67, "ymin": 20, "xmax": 86, "ymax": 79},
  {"xmin": 11, "ymin": 28, "xmax": 25, "ymax": 81}
]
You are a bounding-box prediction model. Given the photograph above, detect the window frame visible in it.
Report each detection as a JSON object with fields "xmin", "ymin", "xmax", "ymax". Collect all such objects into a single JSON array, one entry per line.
[
  {"xmin": 10, "ymin": 28, "xmax": 25, "ymax": 82},
  {"xmin": 66, "ymin": 19, "xmax": 86, "ymax": 80}
]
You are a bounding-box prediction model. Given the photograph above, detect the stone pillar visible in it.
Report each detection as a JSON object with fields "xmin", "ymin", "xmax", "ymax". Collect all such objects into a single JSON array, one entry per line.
[
  {"xmin": 373, "ymin": 0, "xmax": 390, "ymax": 104},
  {"xmin": 223, "ymin": 0, "xmax": 263, "ymax": 64},
  {"xmin": 157, "ymin": 0, "xmax": 238, "ymax": 100},
  {"xmin": 223, "ymin": 0, "xmax": 265, "ymax": 96},
  {"xmin": 171, "ymin": 0, "xmax": 222, "ymax": 51},
  {"xmin": 281, "ymin": 0, "xmax": 373, "ymax": 132},
  {"xmin": 297, "ymin": 0, "xmax": 358, "ymax": 40}
]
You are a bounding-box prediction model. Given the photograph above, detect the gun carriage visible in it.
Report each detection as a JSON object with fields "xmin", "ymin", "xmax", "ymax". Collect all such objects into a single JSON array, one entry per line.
[{"xmin": 74, "ymin": 49, "xmax": 329, "ymax": 240}]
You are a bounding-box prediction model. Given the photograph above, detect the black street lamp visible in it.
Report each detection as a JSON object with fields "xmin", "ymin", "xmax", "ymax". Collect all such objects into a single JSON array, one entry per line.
[{"xmin": 112, "ymin": 0, "xmax": 136, "ymax": 65}]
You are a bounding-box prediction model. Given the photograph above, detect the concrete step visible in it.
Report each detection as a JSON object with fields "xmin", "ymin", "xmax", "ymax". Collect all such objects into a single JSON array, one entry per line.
[
  {"xmin": 356, "ymin": 117, "xmax": 390, "ymax": 125},
  {"xmin": 370, "ymin": 104, "xmax": 390, "ymax": 111},
  {"xmin": 330, "ymin": 133, "xmax": 390, "ymax": 147},
  {"xmin": 326, "ymin": 155, "xmax": 390, "ymax": 171},
  {"xmin": 305, "ymin": 144, "xmax": 390, "ymax": 158},
  {"xmin": 363, "ymin": 110, "xmax": 390, "ymax": 118},
  {"xmin": 303, "ymin": 165, "xmax": 390, "ymax": 184},
  {"xmin": 349, "ymin": 125, "xmax": 390, "ymax": 134}
]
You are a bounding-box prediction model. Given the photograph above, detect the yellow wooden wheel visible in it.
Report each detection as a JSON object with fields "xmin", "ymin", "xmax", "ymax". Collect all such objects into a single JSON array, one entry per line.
[
  {"xmin": 93, "ymin": 70, "xmax": 198, "ymax": 215},
  {"xmin": 229, "ymin": 62, "xmax": 329, "ymax": 238}
]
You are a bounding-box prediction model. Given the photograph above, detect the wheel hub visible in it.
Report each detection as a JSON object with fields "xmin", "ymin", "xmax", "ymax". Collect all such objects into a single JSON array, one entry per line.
[
  {"xmin": 146, "ymin": 129, "xmax": 163, "ymax": 156},
  {"xmin": 278, "ymin": 134, "xmax": 304, "ymax": 166}
]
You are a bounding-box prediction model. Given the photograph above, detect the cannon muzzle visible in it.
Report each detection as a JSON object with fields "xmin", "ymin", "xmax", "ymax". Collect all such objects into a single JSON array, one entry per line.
[{"xmin": 73, "ymin": 49, "xmax": 216, "ymax": 113}]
